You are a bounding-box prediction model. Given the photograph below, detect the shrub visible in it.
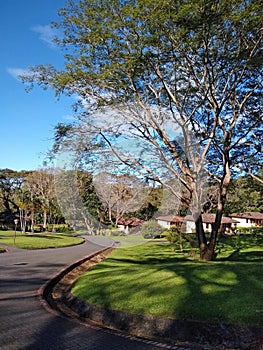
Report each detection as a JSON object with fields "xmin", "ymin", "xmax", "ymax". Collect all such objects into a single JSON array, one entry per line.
[
  {"xmin": 101, "ymin": 228, "xmax": 124, "ymax": 236},
  {"xmin": 141, "ymin": 221, "xmax": 164, "ymax": 239},
  {"xmin": 54, "ymin": 224, "xmax": 75, "ymax": 233}
]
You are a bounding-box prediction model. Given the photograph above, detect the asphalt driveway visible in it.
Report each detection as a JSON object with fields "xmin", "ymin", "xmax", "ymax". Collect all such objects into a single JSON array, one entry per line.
[{"xmin": 0, "ymin": 238, "xmax": 186, "ymax": 350}]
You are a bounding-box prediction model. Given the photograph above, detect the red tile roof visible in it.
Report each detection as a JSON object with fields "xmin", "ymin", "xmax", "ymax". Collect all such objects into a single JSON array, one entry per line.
[
  {"xmin": 184, "ymin": 213, "xmax": 239, "ymax": 224},
  {"xmin": 229, "ymin": 212, "xmax": 263, "ymax": 220},
  {"xmin": 157, "ymin": 215, "xmax": 185, "ymax": 223},
  {"xmin": 117, "ymin": 217, "xmax": 145, "ymax": 227},
  {"xmin": 158, "ymin": 213, "xmax": 239, "ymax": 224}
]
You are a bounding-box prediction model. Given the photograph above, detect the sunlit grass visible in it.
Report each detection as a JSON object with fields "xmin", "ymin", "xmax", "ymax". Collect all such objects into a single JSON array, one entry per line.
[
  {"xmin": 0, "ymin": 230, "xmax": 84, "ymax": 249},
  {"xmin": 72, "ymin": 236, "xmax": 263, "ymax": 326}
]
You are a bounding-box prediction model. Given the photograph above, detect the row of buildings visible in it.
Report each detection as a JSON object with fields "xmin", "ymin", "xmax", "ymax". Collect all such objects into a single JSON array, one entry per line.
[{"xmin": 118, "ymin": 212, "xmax": 263, "ymax": 234}]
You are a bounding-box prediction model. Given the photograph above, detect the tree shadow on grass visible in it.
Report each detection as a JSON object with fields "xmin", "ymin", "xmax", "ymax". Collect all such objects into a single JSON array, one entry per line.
[
  {"xmin": 71, "ymin": 242, "xmax": 263, "ymax": 348},
  {"xmin": 218, "ymin": 250, "xmax": 263, "ymax": 262}
]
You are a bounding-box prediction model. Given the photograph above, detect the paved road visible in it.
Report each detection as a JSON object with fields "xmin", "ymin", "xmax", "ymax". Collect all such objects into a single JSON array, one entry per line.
[{"xmin": 0, "ymin": 238, "xmax": 187, "ymax": 350}]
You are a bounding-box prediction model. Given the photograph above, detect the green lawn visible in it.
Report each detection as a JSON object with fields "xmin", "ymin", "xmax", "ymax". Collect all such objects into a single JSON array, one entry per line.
[
  {"xmin": 72, "ymin": 234, "xmax": 263, "ymax": 326},
  {"xmin": 0, "ymin": 230, "xmax": 84, "ymax": 249}
]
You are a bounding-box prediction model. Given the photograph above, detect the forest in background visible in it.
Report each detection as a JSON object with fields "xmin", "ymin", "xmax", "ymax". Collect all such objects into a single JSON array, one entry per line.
[{"xmin": 0, "ymin": 167, "xmax": 262, "ymax": 233}]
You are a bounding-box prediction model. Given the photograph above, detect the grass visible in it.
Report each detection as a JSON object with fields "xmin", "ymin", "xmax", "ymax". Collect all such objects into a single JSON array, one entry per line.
[
  {"xmin": 0, "ymin": 230, "xmax": 84, "ymax": 249},
  {"xmin": 72, "ymin": 234, "xmax": 263, "ymax": 326}
]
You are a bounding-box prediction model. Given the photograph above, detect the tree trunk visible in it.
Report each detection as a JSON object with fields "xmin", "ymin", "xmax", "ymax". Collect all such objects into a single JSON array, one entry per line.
[
  {"xmin": 19, "ymin": 208, "xmax": 27, "ymax": 233},
  {"xmin": 31, "ymin": 211, "xmax": 35, "ymax": 233},
  {"xmin": 200, "ymin": 240, "xmax": 216, "ymax": 261},
  {"xmin": 199, "ymin": 153, "xmax": 231, "ymax": 261},
  {"xmin": 43, "ymin": 209, "xmax": 47, "ymax": 231},
  {"xmin": 195, "ymin": 214, "xmax": 207, "ymax": 253},
  {"xmin": 195, "ymin": 214, "xmax": 213, "ymax": 261}
]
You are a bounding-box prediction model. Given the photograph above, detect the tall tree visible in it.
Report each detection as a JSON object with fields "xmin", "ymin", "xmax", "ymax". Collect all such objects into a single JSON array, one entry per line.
[
  {"xmin": 0, "ymin": 169, "xmax": 30, "ymax": 214},
  {"xmin": 26, "ymin": 169, "xmax": 56, "ymax": 231},
  {"xmin": 22, "ymin": 0, "xmax": 263, "ymax": 260},
  {"xmin": 94, "ymin": 172, "xmax": 148, "ymax": 225},
  {"xmin": 54, "ymin": 169, "xmax": 100, "ymax": 234},
  {"xmin": 225, "ymin": 175, "xmax": 263, "ymax": 214}
]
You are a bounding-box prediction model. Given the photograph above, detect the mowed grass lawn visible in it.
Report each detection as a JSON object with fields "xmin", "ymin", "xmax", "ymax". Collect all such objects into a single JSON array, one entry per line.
[
  {"xmin": 0, "ymin": 230, "xmax": 84, "ymax": 249},
  {"xmin": 72, "ymin": 234, "xmax": 263, "ymax": 326}
]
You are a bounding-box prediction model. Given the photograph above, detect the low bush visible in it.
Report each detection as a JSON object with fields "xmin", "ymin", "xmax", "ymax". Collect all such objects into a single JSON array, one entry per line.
[
  {"xmin": 141, "ymin": 221, "xmax": 164, "ymax": 239},
  {"xmin": 54, "ymin": 224, "xmax": 75, "ymax": 233},
  {"xmin": 101, "ymin": 228, "xmax": 124, "ymax": 236}
]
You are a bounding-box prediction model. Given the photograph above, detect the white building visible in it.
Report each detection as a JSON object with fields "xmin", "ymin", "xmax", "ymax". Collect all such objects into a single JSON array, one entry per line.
[
  {"xmin": 157, "ymin": 215, "xmax": 185, "ymax": 229},
  {"xmin": 229, "ymin": 212, "xmax": 263, "ymax": 228},
  {"xmin": 184, "ymin": 214, "xmax": 239, "ymax": 233},
  {"xmin": 157, "ymin": 213, "xmax": 239, "ymax": 233}
]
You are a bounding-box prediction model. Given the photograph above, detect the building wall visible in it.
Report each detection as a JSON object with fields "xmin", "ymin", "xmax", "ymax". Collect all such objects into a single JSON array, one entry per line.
[
  {"xmin": 185, "ymin": 221, "xmax": 212, "ymax": 233},
  {"xmin": 117, "ymin": 224, "xmax": 129, "ymax": 234},
  {"xmin": 157, "ymin": 220, "xmax": 171, "ymax": 229},
  {"xmin": 231, "ymin": 217, "xmax": 253, "ymax": 228}
]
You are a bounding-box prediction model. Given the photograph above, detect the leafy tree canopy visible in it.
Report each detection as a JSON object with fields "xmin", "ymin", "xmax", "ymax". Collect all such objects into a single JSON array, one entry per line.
[{"xmin": 21, "ymin": 0, "xmax": 263, "ymax": 260}]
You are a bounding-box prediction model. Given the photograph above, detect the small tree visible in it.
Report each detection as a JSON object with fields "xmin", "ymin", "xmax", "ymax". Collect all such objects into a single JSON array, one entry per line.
[{"xmin": 163, "ymin": 227, "xmax": 184, "ymax": 253}]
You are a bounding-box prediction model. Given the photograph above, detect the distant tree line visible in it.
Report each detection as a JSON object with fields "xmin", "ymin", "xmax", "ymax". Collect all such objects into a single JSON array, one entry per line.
[{"xmin": 0, "ymin": 167, "xmax": 262, "ymax": 233}]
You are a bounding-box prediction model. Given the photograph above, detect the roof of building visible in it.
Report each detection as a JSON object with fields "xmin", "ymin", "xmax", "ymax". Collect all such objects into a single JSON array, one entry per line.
[
  {"xmin": 229, "ymin": 212, "xmax": 263, "ymax": 220},
  {"xmin": 157, "ymin": 215, "xmax": 185, "ymax": 223},
  {"xmin": 117, "ymin": 217, "xmax": 145, "ymax": 227},
  {"xmin": 158, "ymin": 213, "xmax": 239, "ymax": 224},
  {"xmin": 184, "ymin": 213, "xmax": 239, "ymax": 224}
]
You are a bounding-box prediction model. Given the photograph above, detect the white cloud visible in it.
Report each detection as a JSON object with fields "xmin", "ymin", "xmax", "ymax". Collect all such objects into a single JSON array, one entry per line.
[
  {"xmin": 31, "ymin": 24, "xmax": 57, "ymax": 47},
  {"xmin": 7, "ymin": 67, "xmax": 30, "ymax": 80},
  {"xmin": 63, "ymin": 115, "xmax": 76, "ymax": 121}
]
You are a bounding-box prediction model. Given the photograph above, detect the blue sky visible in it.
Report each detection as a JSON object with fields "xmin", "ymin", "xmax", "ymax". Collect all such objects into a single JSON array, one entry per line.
[{"xmin": 1, "ymin": 0, "xmax": 74, "ymax": 171}]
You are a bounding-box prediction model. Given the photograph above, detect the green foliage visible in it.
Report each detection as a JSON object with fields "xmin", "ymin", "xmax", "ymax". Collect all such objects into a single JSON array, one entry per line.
[
  {"xmin": 76, "ymin": 170, "xmax": 104, "ymax": 222},
  {"xmin": 52, "ymin": 224, "xmax": 75, "ymax": 233},
  {"xmin": 140, "ymin": 220, "xmax": 164, "ymax": 239},
  {"xmin": 163, "ymin": 227, "xmax": 184, "ymax": 252},
  {"xmin": 225, "ymin": 175, "xmax": 263, "ymax": 214},
  {"xmin": 235, "ymin": 226, "xmax": 263, "ymax": 234},
  {"xmin": 163, "ymin": 228, "xmax": 198, "ymax": 254}
]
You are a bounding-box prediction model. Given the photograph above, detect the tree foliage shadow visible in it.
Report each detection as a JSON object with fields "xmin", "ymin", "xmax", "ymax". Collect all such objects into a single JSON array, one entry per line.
[{"xmin": 71, "ymin": 239, "xmax": 263, "ymax": 348}]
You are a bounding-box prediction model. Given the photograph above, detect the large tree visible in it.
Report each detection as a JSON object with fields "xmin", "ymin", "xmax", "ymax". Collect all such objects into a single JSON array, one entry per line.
[
  {"xmin": 26, "ymin": 169, "xmax": 58, "ymax": 231},
  {"xmin": 0, "ymin": 169, "xmax": 30, "ymax": 214},
  {"xmin": 22, "ymin": 0, "xmax": 263, "ymax": 260},
  {"xmin": 93, "ymin": 172, "xmax": 149, "ymax": 225}
]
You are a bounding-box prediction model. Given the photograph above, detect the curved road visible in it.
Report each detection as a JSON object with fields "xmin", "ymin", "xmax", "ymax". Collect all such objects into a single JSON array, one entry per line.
[{"xmin": 0, "ymin": 238, "xmax": 188, "ymax": 350}]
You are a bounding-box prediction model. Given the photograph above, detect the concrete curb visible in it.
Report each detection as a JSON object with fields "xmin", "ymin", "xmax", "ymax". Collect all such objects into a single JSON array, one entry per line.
[{"xmin": 37, "ymin": 244, "xmax": 115, "ymax": 316}]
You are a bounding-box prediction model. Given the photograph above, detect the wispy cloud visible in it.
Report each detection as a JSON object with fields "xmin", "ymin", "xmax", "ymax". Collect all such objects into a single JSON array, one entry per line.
[
  {"xmin": 7, "ymin": 67, "xmax": 30, "ymax": 80},
  {"xmin": 63, "ymin": 115, "xmax": 76, "ymax": 121},
  {"xmin": 31, "ymin": 24, "xmax": 57, "ymax": 47}
]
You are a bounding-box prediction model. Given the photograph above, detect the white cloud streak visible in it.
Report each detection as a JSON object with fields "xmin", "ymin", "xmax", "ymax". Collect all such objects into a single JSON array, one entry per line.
[
  {"xmin": 6, "ymin": 67, "xmax": 31, "ymax": 80},
  {"xmin": 31, "ymin": 24, "xmax": 57, "ymax": 47}
]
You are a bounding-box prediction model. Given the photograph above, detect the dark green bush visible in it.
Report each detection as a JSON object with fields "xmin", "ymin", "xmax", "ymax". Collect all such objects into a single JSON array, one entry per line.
[{"xmin": 55, "ymin": 225, "xmax": 74, "ymax": 233}]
